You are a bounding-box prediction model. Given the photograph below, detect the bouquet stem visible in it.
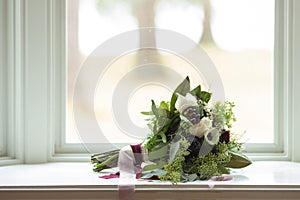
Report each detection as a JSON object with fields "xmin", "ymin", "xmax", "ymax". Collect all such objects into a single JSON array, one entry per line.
[{"xmin": 91, "ymin": 149, "xmax": 120, "ymax": 172}]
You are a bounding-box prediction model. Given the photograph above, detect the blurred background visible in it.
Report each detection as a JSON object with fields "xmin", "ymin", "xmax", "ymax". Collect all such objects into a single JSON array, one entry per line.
[{"xmin": 67, "ymin": 0, "xmax": 274, "ymax": 144}]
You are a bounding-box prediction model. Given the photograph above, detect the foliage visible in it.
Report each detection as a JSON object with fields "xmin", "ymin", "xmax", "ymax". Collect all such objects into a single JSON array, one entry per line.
[
  {"xmin": 212, "ymin": 101, "xmax": 236, "ymax": 129},
  {"xmin": 141, "ymin": 77, "xmax": 251, "ymax": 183},
  {"xmin": 92, "ymin": 76, "xmax": 251, "ymax": 183}
]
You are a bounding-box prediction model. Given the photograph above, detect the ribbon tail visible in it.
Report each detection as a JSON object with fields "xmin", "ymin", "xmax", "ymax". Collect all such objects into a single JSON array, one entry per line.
[{"xmin": 118, "ymin": 146, "xmax": 136, "ymax": 200}]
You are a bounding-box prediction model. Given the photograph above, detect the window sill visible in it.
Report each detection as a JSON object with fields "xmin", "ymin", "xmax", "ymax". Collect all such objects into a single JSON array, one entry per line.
[{"xmin": 1, "ymin": 161, "xmax": 300, "ymax": 199}]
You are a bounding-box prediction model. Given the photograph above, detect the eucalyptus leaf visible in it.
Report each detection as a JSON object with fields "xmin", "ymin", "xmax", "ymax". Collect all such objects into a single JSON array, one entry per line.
[
  {"xmin": 140, "ymin": 169, "xmax": 166, "ymax": 178},
  {"xmin": 148, "ymin": 145, "xmax": 168, "ymax": 160},
  {"xmin": 151, "ymin": 100, "xmax": 159, "ymax": 118},
  {"xmin": 140, "ymin": 172, "xmax": 155, "ymax": 179},
  {"xmin": 180, "ymin": 174, "xmax": 188, "ymax": 182},
  {"xmin": 143, "ymin": 163, "xmax": 163, "ymax": 171},
  {"xmin": 157, "ymin": 109, "xmax": 169, "ymax": 128},
  {"xmin": 188, "ymin": 173, "xmax": 198, "ymax": 182},
  {"xmin": 226, "ymin": 151, "xmax": 252, "ymax": 168}
]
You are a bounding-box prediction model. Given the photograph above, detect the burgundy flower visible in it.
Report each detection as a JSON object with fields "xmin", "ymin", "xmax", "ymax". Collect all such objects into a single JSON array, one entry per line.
[
  {"xmin": 219, "ymin": 130, "xmax": 230, "ymax": 144},
  {"xmin": 187, "ymin": 136, "xmax": 202, "ymax": 158}
]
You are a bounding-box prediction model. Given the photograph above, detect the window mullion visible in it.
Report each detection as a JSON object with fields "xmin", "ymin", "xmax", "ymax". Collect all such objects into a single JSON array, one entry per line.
[{"xmin": 22, "ymin": 0, "xmax": 50, "ymax": 163}]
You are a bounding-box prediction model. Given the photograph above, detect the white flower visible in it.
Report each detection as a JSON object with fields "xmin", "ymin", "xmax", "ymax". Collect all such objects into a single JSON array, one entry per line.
[
  {"xmin": 189, "ymin": 117, "xmax": 212, "ymax": 138},
  {"xmin": 204, "ymin": 128, "xmax": 221, "ymax": 145},
  {"xmin": 175, "ymin": 93, "xmax": 198, "ymax": 113}
]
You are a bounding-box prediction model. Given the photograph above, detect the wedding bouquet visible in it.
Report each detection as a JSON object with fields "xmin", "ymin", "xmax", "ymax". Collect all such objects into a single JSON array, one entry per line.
[{"xmin": 91, "ymin": 77, "xmax": 251, "ymax": 183}]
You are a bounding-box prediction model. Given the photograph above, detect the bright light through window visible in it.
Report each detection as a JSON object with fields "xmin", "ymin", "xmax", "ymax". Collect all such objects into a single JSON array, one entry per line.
[{"xmin": 67, "ymin": 0, "xmax": 274, "ymax": 144}]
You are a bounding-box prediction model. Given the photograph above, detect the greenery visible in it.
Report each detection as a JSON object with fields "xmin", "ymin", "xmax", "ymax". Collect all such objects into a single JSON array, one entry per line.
[
  {"xmin": 92, "ymin": 76, "xmax": 251, "ymax": 183},
  {"xmin": 212, "ymin": 101, "xmax": 236, "ymax": 129}
]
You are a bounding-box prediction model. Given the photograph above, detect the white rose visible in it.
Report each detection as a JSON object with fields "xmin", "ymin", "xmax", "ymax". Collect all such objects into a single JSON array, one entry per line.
[
  {"xmin": 190, "ymin": 117, "xmax": 212, "ymax": 138},
  {"xmin": 175, "ymin": 93, "xmax": 198, "ymax": 113},
  {"xmin": 204, "ymin": 128, "xmax": 221, "ymax": 145}
]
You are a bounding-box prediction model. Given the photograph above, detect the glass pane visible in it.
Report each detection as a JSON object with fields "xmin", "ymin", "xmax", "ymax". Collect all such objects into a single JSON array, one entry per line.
[{"xmin": 67, "ymin": 0, "xmax": 274, "ymax": 145}]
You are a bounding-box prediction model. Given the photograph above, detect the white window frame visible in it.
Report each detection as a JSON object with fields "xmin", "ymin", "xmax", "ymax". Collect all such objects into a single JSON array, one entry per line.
[
  {"xmin": 0, "ymin": 0, "xmax": 7, "ymax": 157},
  {"xmin": 0, "ymin": 0, "xmax": 24, "ymax": 165},
  {"xmin": 1, "ymin": 0, "xmax": 300, "ymax": 165},
  {"xmin": 55, "ymin": 0, "xmax": 293, "ymax": 159},
  {"xmin": 244, "ymin": 0, "xmax": 291, "ymax": 159}
]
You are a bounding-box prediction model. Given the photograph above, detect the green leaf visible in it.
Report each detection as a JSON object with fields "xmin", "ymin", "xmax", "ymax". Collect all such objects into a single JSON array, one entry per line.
[
  {"xmin": 141, "ymin": 111, "xmax": 153, "ymax": 115},
  {"xmin": 226, "ymin": 151, "xmax": 252, "ymax": 168},
  {"xmin": 191, "ymin": 85, "xmax": 211, "ymax": 103},
  {"xmin": 140, "ymin": 169, "xmax": 167, "ymax": 178},
  {"xmin": 170, "ymin": 77, "xmax": 191, "ymax": 112},
  {"xmin": 148, "ymin": 145, "xmax": 168, "ymax": 160},
  {"xmin": 174, "ymin": 76, "xmax": 190, "ymax": 96},
  {"xmin": 143, "ymin": 163, "xmax": 164, "ymax": 171},
  {"xmin": 200, "ymin": 91, "xmax": 212, "ymax": 103},
  {"xmin": 160, "ymin": 132, "xmax": 167, "ymax": 143},
  {"xmin": 170, "ymin": 94, "xmax": 178, "ymax": 113},
  {"xmin": 157, "ymin": 111, "xmax": 169, "ymax": 126},
  {"xmin": 159, "ymin": 101, "xmax": 169, "ymax": 110},
  {"xmin": 188, "ymin": 173, "xmax": 198, "ymax": 182},
  {"xmin": 191, "ymin": 85, "xmax": 201, "ymax": 99},
  {"xmin": 218, "ymin": 165, "xmax": 230, "ymax": 174},
  {"xmin": 180, "ymin": 174, "xmax": 188, "ymax": 183},
  {"xmin": 151, "ymin": 100, "xmax": 159, "ymax": 118}
]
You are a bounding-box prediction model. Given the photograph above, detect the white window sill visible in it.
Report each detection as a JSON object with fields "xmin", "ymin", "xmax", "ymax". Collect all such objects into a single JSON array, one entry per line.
[{"xmin": 1, "ymin": 161, "xmax": 300, "ymax": 199}]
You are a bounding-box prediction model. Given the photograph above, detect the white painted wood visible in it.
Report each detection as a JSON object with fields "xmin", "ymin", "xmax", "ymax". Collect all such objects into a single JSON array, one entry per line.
[
  {"xmin": 0, "ymin": 0, "xmax": 26, "ymax": 164},
  {"xmin": 48, "ymin": 0, "xmax": 67, "ymax": 160},
  {"xmin": 272, "ymin": 0, "xmax": 286, "ymax": 155},
  {"xmin": 1, "ymin": 162, "xmax": 300, "ymax": 199},
  {"xmin": 23, "ymin": 0, "xmax": 49, "ymax": 163},
  {"xmin": 6, "ymin": 0, "xmax": 16, "ymax": 160},
  {"xmin": 12, "ymin": 0, "xmax": 25, "ymax": 164},
  {"xmin": 291, "ymin": 0, "xmax": 300, "ymax": 162},
  {"xmin": 1, "ymin": 190, "xmax": 300, "ymax": 200},
  {"xmin": 0, "ymin": 0, "xmax": 8, "ymax": 157}
]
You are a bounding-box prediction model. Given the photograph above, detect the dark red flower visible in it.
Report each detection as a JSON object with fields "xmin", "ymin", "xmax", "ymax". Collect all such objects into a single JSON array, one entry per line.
[
  {"xmin": 220, "ymin": 130, "xmax": 230, "ymax": 144},
  {"xmin": 187, "ymin": 136, "xmax": 202, "ymax": 158}
]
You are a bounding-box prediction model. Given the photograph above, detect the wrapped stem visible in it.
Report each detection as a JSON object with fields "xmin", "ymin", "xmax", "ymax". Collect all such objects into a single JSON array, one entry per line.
[{"xmin": 91, "ymin": 149, "xmax": 120, "ymax": 172}]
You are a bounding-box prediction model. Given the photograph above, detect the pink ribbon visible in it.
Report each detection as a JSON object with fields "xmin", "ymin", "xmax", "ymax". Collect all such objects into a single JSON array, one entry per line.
[
  {"xmin": 208, "ymin": 174, "xmax": 233, "ymax": 188},
  {"xmin": 118, "ymin": 144, "xmax": 146, "ymax": 200}
]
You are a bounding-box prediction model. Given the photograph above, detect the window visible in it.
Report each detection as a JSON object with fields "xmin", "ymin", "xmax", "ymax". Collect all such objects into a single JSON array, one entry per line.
[
  {"xmin": 64, "ymin": 0, "xmax": 276, "ymax": 155},
  {"xmin": 1, "ymin": 0, "xmax": 300, "ymax": 164}
]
